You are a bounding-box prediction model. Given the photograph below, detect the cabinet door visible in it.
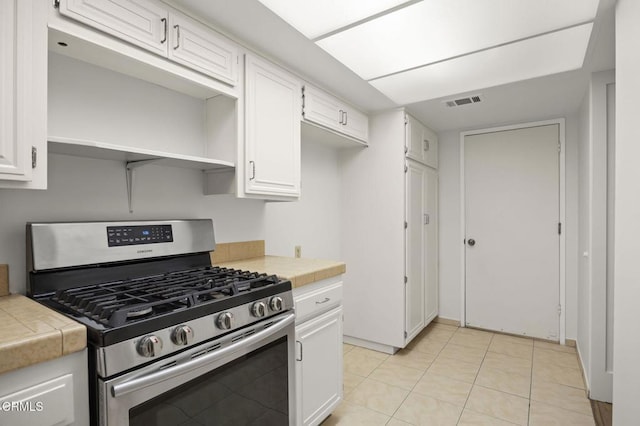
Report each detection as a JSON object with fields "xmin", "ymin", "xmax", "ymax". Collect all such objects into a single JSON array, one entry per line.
[
  {"xmin": 303, "ymin": 85, "xmax": 344, "ymax": 133},
  {"xmin": 424, "ymin": 167, "xmax": 439, "ymax": 323},
  {"xmin": 0, "ymin": 0, "xmax": 21, "ymax": 179},
  {"xmin": 405, "ymin": 114, "xmax": 426, "ymax": 164},
  {"xmin": 58, "ymin": 0, "xmax": 169, "ymax": 56},
  {"xmin": 296, "ymin": 307, "xmax": 343, "ymax": 426},
  {"xmin": 423, "ymin": 125, "xmax": 438, "ymax": 169},
  {"xmin": 405, "ymin": 159, "xmax": 426, "ymax": 343},
  {"xmin": 0, "ymin": 0, "xmax": 46, "ymax": 189},
  {"xmin": 303, "ymin": 84, "xmax": 368, "ymax": 143},
  {"xmin": 245, "ymin": 54, "xmax": 301, "ymax": 198},
  {"xmin": 168, "ymin": 13, "xmax": 238, "ymax": 85},
  {"xmin": 341, "ymin": 107, "xmax": 369, "ymax": 142}
]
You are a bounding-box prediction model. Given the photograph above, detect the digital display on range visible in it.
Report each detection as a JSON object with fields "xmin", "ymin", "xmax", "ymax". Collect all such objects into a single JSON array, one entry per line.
[{"xmin": 107, "ymin": 225, "xmax": 173, "ymax": 247}]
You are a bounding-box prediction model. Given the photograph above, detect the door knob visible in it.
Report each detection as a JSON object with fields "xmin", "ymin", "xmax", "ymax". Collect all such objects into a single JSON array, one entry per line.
[{"xmin": 467, "ymin": 239, "xmax": 476, "ymax": 247}]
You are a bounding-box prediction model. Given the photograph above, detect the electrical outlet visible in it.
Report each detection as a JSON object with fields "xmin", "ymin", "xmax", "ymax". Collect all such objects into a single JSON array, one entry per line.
[{"xmin": 295, "ymin": 246, "xmax": 301, "ymax": 258}]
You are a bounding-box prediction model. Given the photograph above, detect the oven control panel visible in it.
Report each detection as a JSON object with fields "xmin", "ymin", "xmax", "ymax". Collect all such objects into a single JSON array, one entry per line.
[{"xmin": 107, "ymin": 225, "xmax": 173, "ymax": 247}]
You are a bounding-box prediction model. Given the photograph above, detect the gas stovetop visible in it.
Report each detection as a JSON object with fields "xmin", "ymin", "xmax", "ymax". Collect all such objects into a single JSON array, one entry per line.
[{"xmin": 51, "ymin": 266, "xmax": 281, "ymax": 328}]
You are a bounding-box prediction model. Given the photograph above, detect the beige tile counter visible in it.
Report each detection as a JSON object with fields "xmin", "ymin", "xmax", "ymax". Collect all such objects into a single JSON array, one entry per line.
[
  {"xmin": 0, "ymin": 295, "xmax": 86, "ymax": 375},
  {"xmin": 211, "ymin": 241, "xmax": 346, "ymax": 287},
  {"xmin": 217, "ymin": 256, "xmax": 346, "ymax": 288}
]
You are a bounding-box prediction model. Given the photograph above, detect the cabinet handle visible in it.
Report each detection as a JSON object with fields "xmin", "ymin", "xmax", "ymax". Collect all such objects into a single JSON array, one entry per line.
[
  {"xmin": 174, "ymin": 25, "xmax": 180, "ymax": 50},
  {"xmin": 296, "ymin": 341, "xmax": 303, "ymax": 361},
  {"xmin": 338, "ymin": 110, "xmax": 344, "ymax": 125},
  {"xmin": 160, "ymin": 18, "xmax": 167, "ymax": 44},
  {"xmin": 315, "ymin": 297, "xmax": 330, "ymax": 305},
  {"xmin": 249, "ymin": 161, "xmax": 256, "ymax": 180},
  {"xmin": 424, "ymin": 139, "xmax": 429, "ymax": 151},
  {"xmin": 343, "ymin": 111, "xmax": 348, "ymax": 126}
]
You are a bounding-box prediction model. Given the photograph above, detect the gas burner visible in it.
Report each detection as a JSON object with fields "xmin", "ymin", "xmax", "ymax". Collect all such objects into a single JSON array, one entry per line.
[{"xmin": 126, "ymin": 306, "xmax": 153, "ymax": 319}]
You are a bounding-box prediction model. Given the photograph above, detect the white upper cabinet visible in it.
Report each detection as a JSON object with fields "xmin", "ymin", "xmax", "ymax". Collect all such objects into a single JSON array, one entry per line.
[
  {"xmin": 405, "ymin": 113, "xmax": 438, "ymax": 169},
  {"xmin": 0, "ymin": 0, "xmax": 47, "ymax": 189},
  {"xmin": 58, "ymin": 0, "xmax": 168, "ymax": 56},
  {"xmin": 168, "ymin": 13, "xmax": 238, "ymax": 85},
  {"xmin": 244, "ymin": 54, "xmax": 301, "ymax": 199},
  {"xmin": 302, "ymin": 83, "xmax": 369, "ymax": 144},
  {"xmin": 57, "ymin": 0, "xmax": 238, "ymax": 86}
]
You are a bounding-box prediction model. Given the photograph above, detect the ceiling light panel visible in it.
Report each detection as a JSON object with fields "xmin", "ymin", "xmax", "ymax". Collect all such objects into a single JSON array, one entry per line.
[
  {"xmin": 369, "ymin": 23, "xmax": 593, "ymax": 105},
  {"xmin": 256, "ymin": 0, "xmax": 417, "ymax": 39},
  {"xmin": 317, "ymin": 0, "xmax": 599, "ymax": 80}
]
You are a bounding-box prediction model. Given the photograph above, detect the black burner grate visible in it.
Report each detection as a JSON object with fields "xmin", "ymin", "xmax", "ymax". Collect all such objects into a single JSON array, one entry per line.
[{"xmin": 51, "ymin": 267, "xmax": 279, "ymax": 327}]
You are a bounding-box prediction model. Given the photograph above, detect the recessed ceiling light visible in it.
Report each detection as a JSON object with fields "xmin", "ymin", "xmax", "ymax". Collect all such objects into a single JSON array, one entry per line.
[
  {"xmin": 316, "ymin": 0, "xmax": 599, "ymax": 80},
  {"xmin": 256, "ymin": 0, "xmax": 418, "ymax": 39},
  {"xmin": 369, "ymin": 23, "xmax": 593, "ymax": 105}
]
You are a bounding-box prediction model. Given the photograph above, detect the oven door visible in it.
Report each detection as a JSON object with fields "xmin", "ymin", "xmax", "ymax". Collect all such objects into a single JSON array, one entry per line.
[{"xmin": 100, "ymin": 312, "xmax": 296, "ymax": 426}]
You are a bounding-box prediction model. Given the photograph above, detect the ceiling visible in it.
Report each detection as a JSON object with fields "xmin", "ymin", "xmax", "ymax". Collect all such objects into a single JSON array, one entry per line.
[{"xmin": 169, "ymin": 0, "xmax": 615, "ymax": 132}]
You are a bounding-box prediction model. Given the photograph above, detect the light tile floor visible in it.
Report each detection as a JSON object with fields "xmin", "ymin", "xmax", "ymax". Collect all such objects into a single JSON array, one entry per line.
[{"xmin": 325, "ymin": 323, "xmax": 595, "ymax": 426}]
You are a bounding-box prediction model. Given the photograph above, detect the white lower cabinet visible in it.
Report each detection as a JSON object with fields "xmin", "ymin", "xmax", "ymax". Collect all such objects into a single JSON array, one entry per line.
[
  {"xmin": 294, "ymin": 279, "xmax": 343, "ymax": 426},
  {"xmin": 0, "ymin": 350, "xmax": 89, "ymax": 426}
]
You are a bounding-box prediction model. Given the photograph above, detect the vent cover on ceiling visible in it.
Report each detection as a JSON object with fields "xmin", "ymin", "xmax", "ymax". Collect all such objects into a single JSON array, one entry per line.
[{"xmin": 443, "ymin": 94, "xmax": 484, "ymax": 108}]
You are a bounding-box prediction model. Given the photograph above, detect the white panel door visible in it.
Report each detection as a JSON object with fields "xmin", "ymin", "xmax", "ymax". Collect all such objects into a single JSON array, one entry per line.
[
  {"xmin": 405, "ymin": 159, "xmax": 425, "ymax": 342},
  {"xmin": 245, "ymin": 54, "xmax": 301, "ymax": 197},
  {"xmin": 465, "ymin": 124, "xmax": 560, "ymax": 339},
  {"xmin": 168, "ymin": 13, "xmax": 238, "ymax": 85},
  {"xmin": 58, "ymin": 0, "xmax": 169, "ymax": 56}
]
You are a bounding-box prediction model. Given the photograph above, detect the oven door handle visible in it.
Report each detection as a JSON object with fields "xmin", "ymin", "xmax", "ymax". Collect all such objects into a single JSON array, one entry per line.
[{"xmin": 111, "ymin": 312, "xmax": 295, "ymax": 398}]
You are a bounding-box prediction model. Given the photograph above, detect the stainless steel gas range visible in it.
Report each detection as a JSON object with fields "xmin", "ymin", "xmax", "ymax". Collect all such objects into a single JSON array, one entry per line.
[{"xmin": 27, "ymin": 220, "xmax": 295, "ymax": 426}]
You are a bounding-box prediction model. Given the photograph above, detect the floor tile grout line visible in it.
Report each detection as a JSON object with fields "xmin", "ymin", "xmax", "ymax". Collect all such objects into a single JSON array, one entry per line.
[
  {"xmin": 386, "ymin": 325, "xmax": 454, "ymax": 424},
  {"xmin": 455, "ymin": 330, "xmax": 494, "ymax": 425}
]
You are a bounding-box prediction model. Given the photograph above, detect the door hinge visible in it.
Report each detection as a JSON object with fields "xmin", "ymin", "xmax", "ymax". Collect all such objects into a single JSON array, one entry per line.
[
  {"xmin": 53, "ymin": 0, "xmax": 60, "ymax": 8},
  {"xmin": 31, "ymin": 147, "xmax": 37, "ymax": 168},
  {"xmin": 404, "ymin": 276, "xmax": 408, "ymax": 284},
  {"xmin": 424, "ymin": 214, "xmax": 430, "ymax": 225},
  {"xmin": 404, "ymin": 164, "xmax": 408, "ymax": 173},
  {"xmin": 557, "ymin": 304, "xmax": 562, "ymax": 316},
  {"xmin": 404, "ymin": 221, "xmax": 408, "ymax": 229},
  {"xmin": 558, "ymin": 222, "xmax": 562, "ymax": 235},
  {"xmin": 558, "ymin": 141, "xmax": 561, "ymax": 153},
  {"xmin": 404, "ymin": 331, "xmax": 408, "ymax": 338}
]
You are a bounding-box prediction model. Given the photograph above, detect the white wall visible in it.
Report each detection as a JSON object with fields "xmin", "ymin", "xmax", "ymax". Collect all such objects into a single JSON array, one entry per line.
[
  {"xmin": 437, "ymin": 116, "xmax": 580, "ymax": 340},
  {"xmin": 576, "ymin": 69, "xmax": 616, "ymax": 401},
  {"xmin": 0, "ymin": 154, "xmax": 266, "ymax": 294},
  {"xmin": 613, "ymin": 0, "xmax": 640, "ymax": 422},
  {"xmin": 437, "ymin": 130, "xmax": 463, "ymax": 321},
  {"xmin": 577, "ymin": 90, "xmax": 591, "ymax": 381},
  {"xmin": 265, "ymin": 137, "xmax": 342, "ymax": 260}
]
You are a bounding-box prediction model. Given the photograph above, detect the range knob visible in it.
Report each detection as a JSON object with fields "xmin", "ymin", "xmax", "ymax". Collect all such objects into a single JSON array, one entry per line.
[
  {"xmin": 137, "ymin": 335, "xmax": 162, "ymax": 358},
  {"xmin": 171, "ymin": 325, "xmax": 194, "ymax": 346},
  {"xmin": 216, "ymin": 312, "xmax": 234, "ymax": 330},
  {"xmin": 269, "ymin": 296, "xmax": 284, "ymax": 312},
  {"xmin": 251, "ymin": 301, "xmax": 267, "ymax": 318}
]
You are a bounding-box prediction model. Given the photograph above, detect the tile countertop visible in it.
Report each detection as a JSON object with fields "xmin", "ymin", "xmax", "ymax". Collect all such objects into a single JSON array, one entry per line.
[
  {"xmin": 0, "ymin": 295, "xmax": 86, "ymax": 375},
  {"xmin": 216, "ymin": 256, "xmax": 346, "ymax": 288},
  {"xmin": 211, "ymin": 241, "xmax": 346, "ymax": 288}
]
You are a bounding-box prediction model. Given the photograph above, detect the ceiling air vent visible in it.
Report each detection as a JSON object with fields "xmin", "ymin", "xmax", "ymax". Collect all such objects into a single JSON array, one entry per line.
[{"xmin": 443, "ymin": 94, "xmax": 484, "ymax": 108}]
